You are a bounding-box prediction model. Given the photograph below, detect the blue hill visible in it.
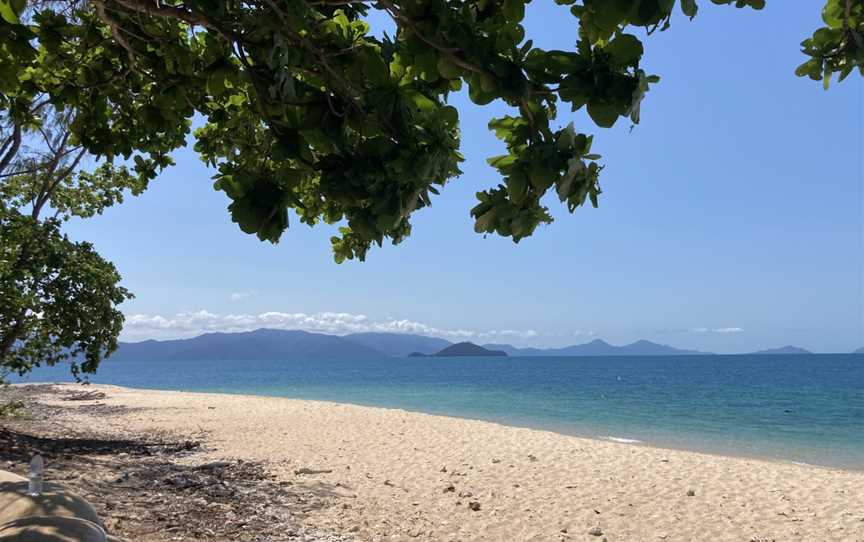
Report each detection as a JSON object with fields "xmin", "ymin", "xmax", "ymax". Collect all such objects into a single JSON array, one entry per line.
[
  {"xmin": 751, "ymin": 345, "xmax": 812, "ymax": 355},
  {"xmin": 483, "ymin": 338, "xmax": 709, "ymax": 356},
  {"xmin": 344, "ymin": 332, "xmax": 451, "ymax": 357},
  {"xmin": 111, "ymin": 328, "xmax": 385, "ymax": 361}
]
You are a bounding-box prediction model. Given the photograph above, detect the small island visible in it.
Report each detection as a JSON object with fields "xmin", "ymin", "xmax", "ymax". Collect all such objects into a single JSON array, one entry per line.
[
  {"xmin": 409, "ymin": 342, "xmax": 508, "ymax": 357},
  {"xmin": 751, "ymin": 345, "xmax": 812, "ymax": 355}
]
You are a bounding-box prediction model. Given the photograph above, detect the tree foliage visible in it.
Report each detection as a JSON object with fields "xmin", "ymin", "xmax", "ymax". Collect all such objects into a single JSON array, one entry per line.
[
  {"xmin": 0, "ymin": 210, "xmax": 130, "ymax": 379},
  {"xmin": 0, "ymin": 0, "xmax": 860, "ymax": 266},
  {"xmin": 0, "ymin": 104, "xmax": 136, "ymax": 379}
]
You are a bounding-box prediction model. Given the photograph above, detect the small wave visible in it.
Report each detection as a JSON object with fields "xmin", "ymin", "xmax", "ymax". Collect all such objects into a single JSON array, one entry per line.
[{"xmin": 605, "ymin": 436, "xmax": 643, "ymax": 444}]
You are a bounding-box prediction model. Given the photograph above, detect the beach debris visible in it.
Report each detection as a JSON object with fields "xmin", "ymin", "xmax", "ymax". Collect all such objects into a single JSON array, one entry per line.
[
  {"xmin": 62, "ymin": 390, "xmax": 106, "ymax": 401},
  {"xmin": 1, "ymin": 385, "xmax": 361, "ymax": 542},
  {"xmin": 443, "ymin": 484, "xmax": 455, "ymax": 493},
  {"xmin": 560, "ymin": 528, "xmax": 568, "ymax": 533},
  {"xmin": 588, "ymin": 526, "xmax": 603, "ymax": 536},
  {"xmin": 440, "ymin": 466, "xmax": 447, "ymax": 473},
  {"xmin": 383, "ymin": 479, "xmax": 395, "ymax": 487},
  {"xmin": 294, "ymin": 468, "xmax": 333, "ymax": 475},
  {"xmin": 660, "ymin": 458, "xmax": 669, "ymax": 463},
  {"xmin": 195, "ymin": 461, "xmax": 230, "ymax": 471},
  {"xmin": 28, "ymin": 454, "xmax": 44, "ymax": 496},
  {"xmin": 468, "ymin": 501, "xmax": 481, "ymax": 511},
  {"xmin": 492, "ymin": 458, "xmax": 501, "ymax": 463},
  {"xmin": 458, "ymin": 490, "xmax": 473, "ymax": 498},
  {"xmin": 686, "ymin": 489, "xmax": 696, "ymax": 497},
  {"xmin": 527, "ymin": 454, "xmax": 538, "ymax": 462}
]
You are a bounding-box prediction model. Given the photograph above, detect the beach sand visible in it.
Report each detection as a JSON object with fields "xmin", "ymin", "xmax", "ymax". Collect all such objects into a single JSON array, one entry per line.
[{"xmin": 20, "ymin": 384, "xmax": 864, "ymax": 541}]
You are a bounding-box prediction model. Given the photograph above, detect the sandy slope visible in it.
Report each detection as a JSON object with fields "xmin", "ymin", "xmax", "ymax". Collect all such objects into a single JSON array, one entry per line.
[{"xmin": 37, "ymin": 384, "xmax": 864, "ymax": 541}]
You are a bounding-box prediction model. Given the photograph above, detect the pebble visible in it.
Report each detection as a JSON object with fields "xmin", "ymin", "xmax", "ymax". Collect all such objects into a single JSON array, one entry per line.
[
  {"xmin": 443, "ymin": 484, "xmax": 455, "ymax": 493},
  {"xmin": 686, "ymin": 489, "xmax": 696, "ymax": 497},
  {"xmin": 468, "ymin": 501, "xmax": 481, "ymax": 511},
  {"xmin": 588, "ymin": 526, "xmax": 603, "ymax": 536}
]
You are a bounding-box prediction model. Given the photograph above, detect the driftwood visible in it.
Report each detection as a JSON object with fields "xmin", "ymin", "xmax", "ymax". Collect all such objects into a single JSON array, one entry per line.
[
  {"xmin": 294, "ymin": 468, "xmax": 333, "ymax": 475},
  {"xmin": 61, "ymin": 390, "xmax": 107, "ymax": 402}
]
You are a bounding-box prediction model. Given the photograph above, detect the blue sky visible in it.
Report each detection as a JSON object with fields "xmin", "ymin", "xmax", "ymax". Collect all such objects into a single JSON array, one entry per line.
[{"xmin": 65, "ymin": 2, "xmax": 862, "ymax": 353}]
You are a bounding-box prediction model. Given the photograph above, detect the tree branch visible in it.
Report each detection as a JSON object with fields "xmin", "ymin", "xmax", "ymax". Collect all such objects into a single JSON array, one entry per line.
[
  {"xmin": 93, "ymin": 0, "xmax": 138, "ymax": 65},
  {"xmin": 376, "ymin": 0, "xmax": 493, "ymax": 78},
  {"xmin": 111, "ymin": 0, "xmax": 215, "ymax": 29},
  {"xmin": 0, "ymin": 124, "xmax": 21, "ymax": 177},
  {"xmin": 31, "ymin": 131, "xmax": 71, "ymax": 220}
]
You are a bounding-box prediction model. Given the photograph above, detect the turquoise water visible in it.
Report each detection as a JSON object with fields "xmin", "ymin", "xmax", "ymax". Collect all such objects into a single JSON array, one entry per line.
[{"xmin": 13, "ymin": 354, "xmax": 864, "ymax": 470}]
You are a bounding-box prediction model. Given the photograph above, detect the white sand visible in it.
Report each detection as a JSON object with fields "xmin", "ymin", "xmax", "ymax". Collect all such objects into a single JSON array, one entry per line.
[{"xmin": 38, "ymin": 385, "xmax": 864, "ymax": 541}]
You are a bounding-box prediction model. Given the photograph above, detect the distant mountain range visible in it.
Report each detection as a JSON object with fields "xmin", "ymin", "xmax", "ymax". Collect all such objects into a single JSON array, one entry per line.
[
  {"xmin": 409, "ymin": 342, "xmax": 507, "ymax": 358},
  {"xmin": 750, "ymin": 345, "xmax": 812, "ymax": 355},
  {"xmin": 854, "ymin": 347, "xmax": 864, "ymax": 355},
  {"xmin": 110, "ymin": 329, "xmax": 384, "ymax": 361},
  {"xmin": 110, "ymin": 329, "xmax": 846, "ymax": 361},
  {"xmin": 482, "ymin": 339, "xmax": 708, "ymax": 357},
  {"xmin": 343, "ymin": 332, "xmax": 451, "ymax": 357}
]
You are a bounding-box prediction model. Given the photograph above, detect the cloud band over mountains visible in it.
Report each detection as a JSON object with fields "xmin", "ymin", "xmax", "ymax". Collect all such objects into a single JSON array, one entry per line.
[{"xmin": 122, "ymin": 310, "xmax": 563, "ymax": 343}]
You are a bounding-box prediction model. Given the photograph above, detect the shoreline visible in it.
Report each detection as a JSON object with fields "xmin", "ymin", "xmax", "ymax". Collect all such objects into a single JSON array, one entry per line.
[
  {"xmin": 7, "ymin": 382, "xmax": 864, "ymax": 541},
  {"xmin": 15, "ymin": 381, "xmax": 861, "ymax": 474}
]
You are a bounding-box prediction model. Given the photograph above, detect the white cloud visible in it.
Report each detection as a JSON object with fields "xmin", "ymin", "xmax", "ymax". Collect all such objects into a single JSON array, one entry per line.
[
  {"xmin": 121, "ymin": 310, "xmax": 544, "ymax": 343},
  {"xmin": 229, "ymin": 291, "xmax": 257, "ymax": 302},
  {"xmin": 691, "ymin": 327, "xmax": 744, "ymax": 334}
]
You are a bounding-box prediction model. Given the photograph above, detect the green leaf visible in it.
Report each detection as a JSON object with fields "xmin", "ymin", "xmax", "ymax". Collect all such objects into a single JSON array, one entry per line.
[
  {"xmin": 681, "ymin": 0, "xmax": 698, "ymax": 19},
  {"xmin": 0, "ymin": 0, "xmax": 20, "ymax": 23},
  {"xmin": 821, "ymin": 0, "xmax": 844, "ymax": 28},
  {"xmin": 604, "ymin": 34, "xmax": 643, "ymax": 66},
  {"xmin": 487, "ymin": 154, "xmax": 516, "ymax": 169},
  {"xmin": 587, "ymin": 102, "xmax": 619, "ymax": 128},
  {"xmin": 503, "ymin": 0, "xmax": 526, "ymax": 22},
  {"xmin": 437, "ymin": 55, "xmax": 462, "ymax": 80},
  {"xmin": 506, "ymin": 170, "xmax": 529, "ymax": 204},
  {"xmin": 474, "ymin": 208, "xmax": 497, "ymax": 233},
  {"xmin": 529, "ymin": 161, "xmax": 557, "ymax": 190}
]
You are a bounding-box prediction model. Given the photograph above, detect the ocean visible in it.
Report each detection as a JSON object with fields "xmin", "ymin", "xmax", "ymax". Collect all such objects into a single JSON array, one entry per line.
[{"xmin": 11, "ymin": 354, "xmax": 864, "ymax": 470}]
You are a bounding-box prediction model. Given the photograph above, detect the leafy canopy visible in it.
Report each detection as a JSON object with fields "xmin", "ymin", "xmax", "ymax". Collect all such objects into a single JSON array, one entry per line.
[
  {"xmin": 0, "ymin": 210, "xmax": 131, "ymax": 379},
  {"xmin": 0, "ymin": 105, "xmax": 137, "ymax": 379},
  {"xmin": 0, "ymin": 0, "xmax": 859, "ymax": 263}
]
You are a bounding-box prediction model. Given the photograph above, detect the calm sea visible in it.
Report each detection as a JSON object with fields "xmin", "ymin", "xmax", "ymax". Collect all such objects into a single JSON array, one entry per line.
[{"xmin": 12, "ymin": 354, "xmax": 864, "ymax": 470}]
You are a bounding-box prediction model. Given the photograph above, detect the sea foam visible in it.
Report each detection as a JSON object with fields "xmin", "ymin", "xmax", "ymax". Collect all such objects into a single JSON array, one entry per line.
[{"xmin": 605, "ymin": 436, "xmax": 644, "ymax": 444}]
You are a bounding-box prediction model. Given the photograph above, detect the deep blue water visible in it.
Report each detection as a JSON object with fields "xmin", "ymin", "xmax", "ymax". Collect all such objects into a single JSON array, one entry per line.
[{"xmin": 13, "ymin": 354, "xmax": 864, "ymax": 470}]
